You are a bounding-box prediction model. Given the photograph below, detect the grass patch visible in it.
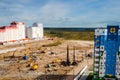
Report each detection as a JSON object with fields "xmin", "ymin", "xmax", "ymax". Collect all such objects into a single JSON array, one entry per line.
[
  {"xmin": 44, "ymin": 28, "xmax": 94, "ymax": 40},
  {"xmin": 86, "ymin": 72, "xmax": 94, "ymax": 80}
]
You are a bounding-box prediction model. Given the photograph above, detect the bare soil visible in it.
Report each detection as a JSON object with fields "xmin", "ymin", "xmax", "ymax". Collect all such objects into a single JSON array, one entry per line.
[{"xmin": 0, "ymin": 38, "xmax": 94, "ymax": 80}]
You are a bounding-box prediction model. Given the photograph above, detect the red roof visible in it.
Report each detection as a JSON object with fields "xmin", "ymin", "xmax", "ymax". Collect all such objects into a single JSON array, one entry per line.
[
  {"xmin": 0, "ymin": 26, "xmax": 5, "ymax": 29},
  {"xmin": 0, "ymin": 21, "xmax": 24, "ymax": 33},
  {"xmin": 10, "ymin": 21, "xmax": 18, "ymax": 25},
  {"xmin": 0, "ymin": 26, "xmax": 6, "ymax": 32},
  {"xmin": 22, "ymin": 22, "xmax": 25, "ymax": 25},
  {"xmin": 7, "ymin": 25, "xmax": 17, "ymax": 29},
  {"xmin": 0, "ymin": 25, "xmax": 17, "ymax": 32}
]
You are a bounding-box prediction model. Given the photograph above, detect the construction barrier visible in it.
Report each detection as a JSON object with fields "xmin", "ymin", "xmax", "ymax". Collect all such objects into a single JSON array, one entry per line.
[{"xmin": 74, "ymin": 65, "xmax": 87, "ymax": 80}]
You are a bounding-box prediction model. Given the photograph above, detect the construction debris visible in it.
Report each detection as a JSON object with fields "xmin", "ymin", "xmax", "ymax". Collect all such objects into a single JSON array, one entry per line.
[
  {"xmin": 31, "ymin": 64, "xmax": 38, "ymax": 70},
  {"xmin": 23, "ymin": 54, "xmax": 28, "ymax": 60},
  {"xmin": 0, "ymin": 39, "xmax": 94, "ymax": 80},
  {"xmin": 52, "ymin": 59, "xmax": 61, "ymax": 63},
  {"xmin": 45, "ymin": 64, "xmax": 51, "ymax": 68}
]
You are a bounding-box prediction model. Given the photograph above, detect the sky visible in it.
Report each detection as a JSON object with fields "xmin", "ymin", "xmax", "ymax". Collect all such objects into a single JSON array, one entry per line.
[{"xmin": 0, "ymin": 0, "xmax": 120, "ymax": 27}]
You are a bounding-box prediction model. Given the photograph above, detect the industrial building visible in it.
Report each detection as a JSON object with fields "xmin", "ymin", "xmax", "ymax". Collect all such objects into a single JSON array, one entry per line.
[
  {"xmin": 0, "ymin": 22, "xmax": 43, "ymax": 44},
  {"xmin": 94, "ymin": 25, "xmax": 120, "ymax": 80},
  {"xmin": 0, "ymin": 22, "xmax": 25, "ymax": 43},
  {"xmin": 26, "ymin": 23, "xmax": 43, "ymax": 40}
]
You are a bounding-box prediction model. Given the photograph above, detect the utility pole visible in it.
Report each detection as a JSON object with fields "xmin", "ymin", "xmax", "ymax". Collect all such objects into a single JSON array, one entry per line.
[
  {"xmin": 66, "ymin": 45, "xmax": 70, "ymax": 66},
  {"xmin": 73, "ymin": 46, "xmax": 75, "ymax": 62},
  {"xmin": 72, "ymin": 46, "xmax": 77, "ymax": 65}
]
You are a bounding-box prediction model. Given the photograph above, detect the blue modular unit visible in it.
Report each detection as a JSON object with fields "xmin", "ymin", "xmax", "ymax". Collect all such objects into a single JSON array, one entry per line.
[
  {"xmin": 107, "ymin": 25, "xmax": 119, "ymax": 41},
  {"xmin": 94, "ymin": 25, "xmax": 120, "ymax": 80},
  {"xmin": 105, "ymin": 26, "xmax": 119, "ymax": 76}
]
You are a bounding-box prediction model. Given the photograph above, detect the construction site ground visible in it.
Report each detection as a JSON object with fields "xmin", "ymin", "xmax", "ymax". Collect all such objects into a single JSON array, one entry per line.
[{"xmin": 0, "ymin": 38, "xmax": 94, "ymax": 80}]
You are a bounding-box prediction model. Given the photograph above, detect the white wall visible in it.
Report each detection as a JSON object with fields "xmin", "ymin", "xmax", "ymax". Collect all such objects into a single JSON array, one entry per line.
[
  {"xmin": 26, "ymin": 23, "xmax": 43, "ymax": 39},
  {"xmin": 17, "ymin": 22, "xmax": 25, "ymax": 40},
  {"xmin": 116, "ymin": 54, "xmax": 120, "ymax": 78},
  {"xmin": 26, "ymin": 27, "xmax": 32, "ymax": 39},
  {"xmin": 5, "ymin": 28, "xmax": 10, "ymax": 41},
  {"xmin": 0, "ymin": 32, "xmax": 4, "ymax": 42}
]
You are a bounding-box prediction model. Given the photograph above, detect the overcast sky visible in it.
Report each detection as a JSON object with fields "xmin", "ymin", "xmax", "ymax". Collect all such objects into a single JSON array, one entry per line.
[{"xmin": 0, "ymin": 0, "xmax": 120, "ymax": 27}]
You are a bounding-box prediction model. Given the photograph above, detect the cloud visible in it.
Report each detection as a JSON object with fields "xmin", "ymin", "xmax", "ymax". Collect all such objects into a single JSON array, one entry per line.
[
  {"xmin": 41, "ymin": 2, "xmax": 69, "ymax": 17},
  {"xmin": 0, "ymin": 1, "xmax": 24, "ymax": 12},
  {"xmin": 20, "ymin": 1, "xmax": 71, "ymax": 26},
  {"xmin": 19, "ymin": 0, "xmax": 32, "ymax": 3},
  {"xmin": 0, "ymin": 0, "xmax": 120, "ymax": 27},
  {"xmin": 0, "ymin": 1, "xmax": 71, "ymax": 26}
]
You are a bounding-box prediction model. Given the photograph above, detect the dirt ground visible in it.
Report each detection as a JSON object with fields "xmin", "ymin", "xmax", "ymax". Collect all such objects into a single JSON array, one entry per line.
[{"xmin": 0, "ymin": 38, "xmax": 94, "ymax": 80}]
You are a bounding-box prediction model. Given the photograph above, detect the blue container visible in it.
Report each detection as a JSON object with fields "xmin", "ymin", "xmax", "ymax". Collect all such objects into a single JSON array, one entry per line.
[{"xmin": 23, "ymin": 55, "xmax": 28, "ymax": 60}]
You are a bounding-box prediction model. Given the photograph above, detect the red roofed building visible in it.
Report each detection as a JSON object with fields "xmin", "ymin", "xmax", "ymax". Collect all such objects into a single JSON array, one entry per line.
[{"xmin": 0, "ymin": 21, "xmax": 25, "ymax": 43}]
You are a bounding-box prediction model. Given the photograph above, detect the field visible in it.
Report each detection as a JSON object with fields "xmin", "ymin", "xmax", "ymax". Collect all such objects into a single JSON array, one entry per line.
[{"xmin": 44, "ymin": 28, "xmax": 94, "ymax": 40}]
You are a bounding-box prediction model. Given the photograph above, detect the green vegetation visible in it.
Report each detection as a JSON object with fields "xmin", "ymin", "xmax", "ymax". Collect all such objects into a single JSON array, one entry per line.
[
  {"xmin": 86, "ymin": 72, "xmax": 94, "ymax": 80},
  {"xmin": 44, "ymin": 28, "xmax": 94, "ymax": 40}
]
